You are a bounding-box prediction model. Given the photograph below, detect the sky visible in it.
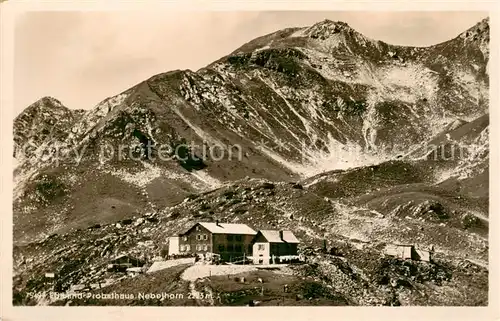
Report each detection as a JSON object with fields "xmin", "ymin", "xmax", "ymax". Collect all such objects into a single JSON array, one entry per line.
[{"xmin": 14, "ymin": 11, "xmax": 487, "ymax": 115}]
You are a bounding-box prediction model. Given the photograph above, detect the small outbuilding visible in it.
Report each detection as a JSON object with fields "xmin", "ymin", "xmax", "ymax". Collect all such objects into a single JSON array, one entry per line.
[
  {"xmin": 251, "ymin": 230, "xmax": 300, "ymax": 264},
  {"xmin": 384, "ymin": 244, "xmax": 432, "ymax": 262},
  {"xmin": 107, "ymin": 254, "xmax": 144, "ymax": 272}
]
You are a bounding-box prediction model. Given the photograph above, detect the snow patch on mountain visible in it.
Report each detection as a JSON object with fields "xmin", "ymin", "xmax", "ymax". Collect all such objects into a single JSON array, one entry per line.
[
  {"xmin": 377, "ymin": 64, "xmax": 439, "ymax": 103},
  {"xmin": 106, "ymin": 162, "xmax": 189, "ymax": 188},
  {"xmin": 13, "ymin": 167, "xmax": 39, "ymax": 201},
  {"xmin": 190, "ymin": 170, "xmax": 223, "ymax": 189},
  {"xmin": 258, "ymin": 76, "xmax": 313, "ymax": 135},
  {"xmin": 106, "ymin": 163, "xmax": 162, "ymax": 188},
  {"xmin": 453, "ymin": 131, "xmax": 488, "ymax": 180},
  {"xmin": 454, "ymin": 68, "xmax": 488, "ymax": 107},
  {"xmin": 301, "ymin": 133, "xmax": 391, "ymax": 174},
  {"xmin": 172, "ymin": 107, "xmax": 225, "ymax": 147},
  {"xmin": 256, "ymin": 131, "xmax": 391, "ymax": 178},
  {"xmin": 434, "ymin": 126, "xmax": 489, "ymax": 183},
  {"xmin": 255, "ymin": 144, "xmax": 307, "ymax": 175}
]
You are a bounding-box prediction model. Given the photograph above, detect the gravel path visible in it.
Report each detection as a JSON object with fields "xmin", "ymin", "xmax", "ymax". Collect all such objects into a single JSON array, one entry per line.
[
  {"xmin": 180, "ymin": 264, "xmax": 258, "ymax": 281},
  {"xmin": 180, "ymin": 264, "xmax": 291, "ymax": 281},
  {"xmin": 146, "ymin": 258, "xmax": 195, "ymax": 273}
]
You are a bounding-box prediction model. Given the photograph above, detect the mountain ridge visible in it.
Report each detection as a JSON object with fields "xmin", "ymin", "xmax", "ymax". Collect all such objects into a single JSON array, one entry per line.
[{"xmin": 19, "ymin": 16, "xmax": 489, "ymax": 115}]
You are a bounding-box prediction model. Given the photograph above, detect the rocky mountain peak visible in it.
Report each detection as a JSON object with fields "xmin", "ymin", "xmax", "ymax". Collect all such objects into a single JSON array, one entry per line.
[
  {"xmin": 459, "ymin": 17, "xmax": 489, "ymax": 57},
  {"xmin": 38, "ymin": 95, "xmax": 64, "ymax": 105},
  {"xmin": 17, "ymin": 96, "xmax": 67, "ymax": 117},
  {"xmin": 13, "ymin": 97, "xmax": 83, "ymax": 160},
  {"xmin": 14, "ymin": 96, "xmax": 69, "ymax": 132},
  {"xmin": 303, "ymin": 19, "xmax": 353, "ymax": 39},
  {"xmin": 461, "ymin": 17, "xmax": 489, "ymax": 38}
]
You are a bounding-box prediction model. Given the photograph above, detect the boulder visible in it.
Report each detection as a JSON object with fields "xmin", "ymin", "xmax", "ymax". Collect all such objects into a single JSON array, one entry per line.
[{"xmin": 261, "ymin": 182, "xmax": 275, "ymax": 190}]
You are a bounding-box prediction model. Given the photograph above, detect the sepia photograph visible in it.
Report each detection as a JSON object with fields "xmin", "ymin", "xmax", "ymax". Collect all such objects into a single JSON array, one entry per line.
[{"xmin": 2, "ymin": 3, "xmax": 495, "ymax": 315}]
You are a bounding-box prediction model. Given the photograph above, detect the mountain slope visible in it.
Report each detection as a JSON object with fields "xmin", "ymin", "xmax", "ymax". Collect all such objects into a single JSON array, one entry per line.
[
  {"xmin": 13, "ymin": 18, "xmax": 489, "ymax": 244},
  {"xmin": 12, "ymin": 17, "xmax": 489, "ymax": 303}
]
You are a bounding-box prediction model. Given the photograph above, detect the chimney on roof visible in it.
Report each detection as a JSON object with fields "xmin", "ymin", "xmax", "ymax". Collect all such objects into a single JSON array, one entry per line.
[
  {"xmin": 279, "ymin": 230, "xmax": 284, "ymax": 240},
  {"xmin": 216, "ymin": 219, "xmax": 221, "ymax": 227}
]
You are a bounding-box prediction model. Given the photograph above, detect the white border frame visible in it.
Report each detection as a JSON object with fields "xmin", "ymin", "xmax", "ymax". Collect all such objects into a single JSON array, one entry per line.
[{"xmin": 1, "ymin": 1, "xmax": 499, "ymax": 320}]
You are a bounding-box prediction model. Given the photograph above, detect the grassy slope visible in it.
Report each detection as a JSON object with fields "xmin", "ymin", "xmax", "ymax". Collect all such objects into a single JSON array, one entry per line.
[
  {"xmin": 207, "ymin": 269, "xmax": 349, "ymax": 306},
  {"xmin": 50, "ymin": 264, "xmax": 193, "ymax": 306}
]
